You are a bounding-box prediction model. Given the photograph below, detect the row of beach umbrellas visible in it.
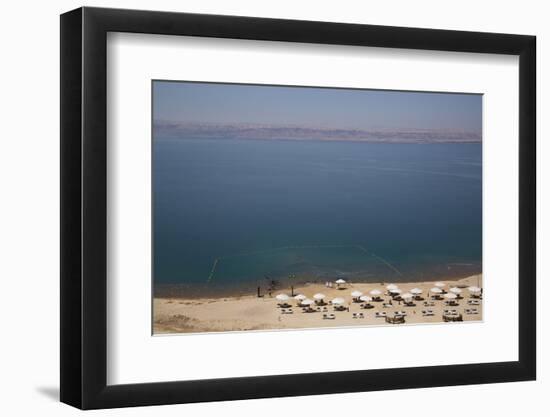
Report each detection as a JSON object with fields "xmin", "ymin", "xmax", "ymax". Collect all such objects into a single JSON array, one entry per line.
[
  {"xmin": 276, "ymin": 293, "xmax": 348, "ymax": 306},
  {"xmin": 276, "ymin": 284, "xmax": 482, "ymax": 305}
]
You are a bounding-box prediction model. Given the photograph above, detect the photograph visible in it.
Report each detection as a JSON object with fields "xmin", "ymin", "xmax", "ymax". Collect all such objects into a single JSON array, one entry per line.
[{"xmin": 152, "ymin": 81, "xmax": 483, "ymax": 334}]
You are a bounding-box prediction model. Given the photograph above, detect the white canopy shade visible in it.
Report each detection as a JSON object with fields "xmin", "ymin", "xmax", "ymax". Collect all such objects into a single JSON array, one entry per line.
[
  {"xmin": 359, "ymin": 295, "xmax": 373, "ymax": 302},
  {"xmin": 410, "ymin": 288, "xmax": 423, "ymax": 294},
  {"xmin": 444, "ymin": 293, "xmax": 457, "ymax": 299},
  {"xmin": 313, "ymin": 293, "xmax": 326, "ymax": 300},
  {"xmin": 351, "ymin": 290, "xmax": 363, "ymax": 298},
  {"xmin": 430, "ymin": 287, "xmax": 443, "ymax": 293},
  {"xmin": 294, "ymin": 294, "xmax": 307, "ymax": 300},
  {"xmin": 331, "ymin": 297, "xmax": 345, "ymax": 305},
  {"xmin": 401, "ymin": 292, "xmax": 414, "ymax": 300},
  {"xmin": 435, "ymin": 282, "xmax": 446, "ymax": 288},
  {"xmin": 369, "ymin": 289, "xmax": 382, "ymax": 296},
  {"xmin": 276, "ymin": 294, "xmax": 289, "ymax": 302},
  {"xmin": 468, "ymin": 286, "xmax": 482, "ymax": 293},
  {"xmin": 335, "ymin": 279, "xmax": 347, "ymax": 284},
  {"xmin": 301, "ymin": 299, "xmax": 314, "ymax": 305},
  {"xmin": 386, "ymin": 284, "xmax": 399, "ymax": 291},
  {"xmin": 449, "ymin": 287, "xmax": 462, "ymax": 294}
]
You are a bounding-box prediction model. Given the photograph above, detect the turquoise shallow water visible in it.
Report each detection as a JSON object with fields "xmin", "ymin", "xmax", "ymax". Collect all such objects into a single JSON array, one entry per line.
[{"xmin": 153, "ymin": 138, "xmax": 482, "ymax": 292}]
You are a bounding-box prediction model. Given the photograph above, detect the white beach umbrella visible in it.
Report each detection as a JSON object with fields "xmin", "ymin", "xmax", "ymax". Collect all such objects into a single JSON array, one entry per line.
[
  {"xmin": 351, "ymin": 290, "xmax": 363, "ymax": 298},
  {"xmin": 390, "ymin": 288, "xmax": 402, "ymax": 294},
  {"xmin": 294, "ymin": 294, "xmax": 307, "ymax": 300},
  {"xmin": 444, "ymin": 293, "xmax": 457, "ymax": 299},
  {"xmin": 468, "ymin": 286, "xmax": 482, "ymax": 293},
  {"xmin": 386, "ymin": 284, "xmax": 399, "ymax": 291},
  {"xmin": 430, "ymin": 287, "xmax": 443, "ymax": 294},
  {"xmin": 435, "ymin": 282, "xmax": 446, "ymax": 288},
  {"xmin": 359, "ymin": 295, "xmax": 373, "ymax": 302},
  {"xmin": 332, "ymin": 297, "xmax": 345, "ymax": 305},
  {"xmin": 335, "ymin": 279, "xmax": 347, "ymax": 285},
  {"xmin": 313, "ymin": 293, "xmax": 326, "ymax": 300},
  {"xmin": 370, "ymin": 289, "xmax": 382, "ymax": 296},
  {"xmin": 301, "ymin": 299, "xmax": 314, "ymax": 306},
  {"xmin": 449, "ymin": 287, "xmax": 462, "ymax": 294},
  {"xmin": 401, "ymin": 292, "xmax": 414, "ymax": 300},
  {"xmin": 276, "ymin": 294, "xmax": 290, "ymax": 302},
  {"xmin": 410, "ymin": 288, "xmax": 423, "ymax": 295}
]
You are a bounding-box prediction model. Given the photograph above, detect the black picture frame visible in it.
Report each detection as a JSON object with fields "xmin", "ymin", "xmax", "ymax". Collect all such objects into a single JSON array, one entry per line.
[{"xmin": 60, "ymin": 6, "xmax": 536, "ymax": 410}]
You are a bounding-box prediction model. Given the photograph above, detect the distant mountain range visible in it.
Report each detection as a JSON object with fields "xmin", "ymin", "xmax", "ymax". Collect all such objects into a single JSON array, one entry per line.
[{"xmin": 154, "ymin": 121, "xmax": 481, "ymax": 143}]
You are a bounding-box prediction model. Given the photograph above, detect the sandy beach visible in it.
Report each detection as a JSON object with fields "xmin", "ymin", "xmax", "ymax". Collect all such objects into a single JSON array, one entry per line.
[{"xmin": 153, "ymin": 274, "xmax": 482, "ymax": 334}]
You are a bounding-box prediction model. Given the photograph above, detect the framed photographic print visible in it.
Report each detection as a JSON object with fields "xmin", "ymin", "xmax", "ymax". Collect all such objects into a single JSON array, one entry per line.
[{"xmin": 60, "ymin": 6, "xmax": 536, "ymax": 409}]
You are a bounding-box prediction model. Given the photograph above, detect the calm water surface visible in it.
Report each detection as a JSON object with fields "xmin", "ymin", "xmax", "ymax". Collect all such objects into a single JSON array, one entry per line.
[{"xmin": 153, "ymin": 138, "xmax": 481, "ymax": 294}]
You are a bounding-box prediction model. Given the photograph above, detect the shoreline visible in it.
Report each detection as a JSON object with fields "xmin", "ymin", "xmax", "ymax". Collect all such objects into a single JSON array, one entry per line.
[
  {"xmin": 154, "ymin": 274, "xmax": 482, "ymax": 334},
  {"xmin": 154, "ymin": 269, "xmax": 482, "ymax": 300}
]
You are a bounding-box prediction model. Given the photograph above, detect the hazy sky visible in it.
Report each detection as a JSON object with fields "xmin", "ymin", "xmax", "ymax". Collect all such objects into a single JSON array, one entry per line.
[{"xmin": 153, "ymin": 81, "xmax": 482, "ymax": 131}]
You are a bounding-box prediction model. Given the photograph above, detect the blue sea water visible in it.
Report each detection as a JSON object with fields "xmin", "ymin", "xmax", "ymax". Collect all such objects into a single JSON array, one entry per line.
[{"xmin": 153, "ymin": 138, "xmax": 481, "ymax": 292}]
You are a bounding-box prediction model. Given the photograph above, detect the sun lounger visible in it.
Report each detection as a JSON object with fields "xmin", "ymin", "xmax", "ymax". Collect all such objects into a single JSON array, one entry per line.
[
  {"xmin": 423, "ymin": 301, "xmax": 435, "ymax": 307},
  {"xmin": 395, "ymin": 311, "xmax": 407, "ymax": 317},
  {"xmin": 322, "ymin": 313, "xmax": 336, "ymax": 320},
  {"xmin": 468, "ymin": 299, "xmax": 481, "ymax": 305},
  {"xmin": 352, "ymin": 313, "xmax": 358, "ymax": 318},
  {"xmin": 382, "ymin": 303, "xmax": 393, "ymax": 308},
  {"xmin": 358, "ymin": 313, "xmax": 365, "ymax": 318},
  {"xmin": 422, "ymin": 310, "xmax": 434, "ymax": 316},
  {"xmin": 375, "ymin": 311, "xmax": 387, "ymax": 318}
]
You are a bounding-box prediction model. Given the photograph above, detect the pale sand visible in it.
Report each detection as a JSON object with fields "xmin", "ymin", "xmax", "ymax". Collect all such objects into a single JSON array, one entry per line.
[{"xmin": 153, "ymin": 274, "xmax": 482, "ymax": 334}]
